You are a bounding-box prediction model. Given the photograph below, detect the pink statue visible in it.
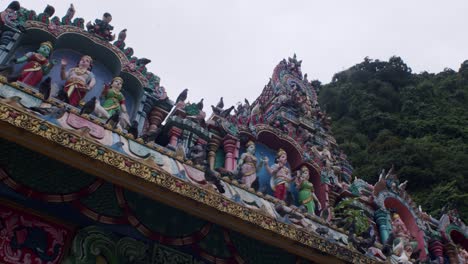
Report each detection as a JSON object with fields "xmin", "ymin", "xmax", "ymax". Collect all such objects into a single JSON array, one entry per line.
[
  {"xmin": 238, "ymin": 141, "xmax": 260, "ymax": 188},
  {"xmin": 60, "ymin": 55, "xmax": 96, "ymax": 106},
  {"xmin": 263, "ymin": 148, "xmax": 292, "ymax": 201}
]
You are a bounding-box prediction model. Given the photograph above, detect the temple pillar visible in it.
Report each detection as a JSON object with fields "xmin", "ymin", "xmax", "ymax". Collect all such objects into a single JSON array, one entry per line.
[
  {"xmin": 428, "ymin": 240, "xmax": 444, "ymax": 264},
  {"xmin": 168, "ymin": 127, "xmax": 183, "ymax": 147},
  {"xmin": 207, "ymin": 137, "xmax": 221, "ymax": 170},
  {"xmin": 375, "ymin": 208, "xmax": 391, "ymax": 244},
  {"xmin": 148, "ymin": 106, "xmax": 167, "ymax": 133},
  {"xmin": 223, "ymin": 136, "xmax": 238, "ymax": 171}
]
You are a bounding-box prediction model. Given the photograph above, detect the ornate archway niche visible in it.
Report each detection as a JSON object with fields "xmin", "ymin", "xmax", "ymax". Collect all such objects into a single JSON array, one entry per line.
[
  {"xmin": 375, "ymin": 191, "xmax": 428, "ymax": 259},
  {"xmin": 447, "ymin": 226, "xmax": 468, "ymax": 250},
  {"xmin": 14, "ymin": 27, "xmax": 145, "ymax": 118}
]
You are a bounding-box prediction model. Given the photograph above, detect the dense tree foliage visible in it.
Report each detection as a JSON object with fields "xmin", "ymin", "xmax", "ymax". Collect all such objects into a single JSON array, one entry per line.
[{"xmin": 319, "ymin": 57, "xmax": 468, "ymax": 221}]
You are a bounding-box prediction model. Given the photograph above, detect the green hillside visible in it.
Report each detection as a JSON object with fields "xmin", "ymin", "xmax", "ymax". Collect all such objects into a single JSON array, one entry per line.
[{"xmin": 319, "ymin": 57, "xmax": 468, "ymax": 221}]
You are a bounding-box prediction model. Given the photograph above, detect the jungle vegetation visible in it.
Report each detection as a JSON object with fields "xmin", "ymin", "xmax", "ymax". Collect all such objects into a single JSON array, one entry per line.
[{"xmin": 318, "ymin": 57, "xmax": 468, "ymax": 221}]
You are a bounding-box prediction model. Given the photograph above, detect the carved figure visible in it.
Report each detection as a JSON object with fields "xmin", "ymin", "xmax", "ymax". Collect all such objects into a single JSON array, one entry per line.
[
  {"xmin": 238, "ymin": 141, "xmax": 261, "ymax": 188},
  {"xmin": 263, "ymin": 148, "xmax": 292, "ymax": 201},
  {"xmin": 295, "ymin": 166, "xmax": 321, "ymax": 215},
  {"xmin": 12, "ymin": 41, "xmax": 54, "ymax": 86},
  {"xmin": 0, "ymin": 1, "xmax": 22, "ymax": 31},
  {"xmin": 86, "ymin": 12, "xmax": 115, "ymax": 41},
  {"xmin": 60, "ymin": 55, "xmax": 96, "ymax": 106},
  {"xmin": 188, "ymin": 143, "xmax": 206, "ymax": 166},
  {"xmin": 389, "ymin": 213, "xmax": 416, "ymax": 264},
  {"xmin": 10, "ymin": 225, "xmax": 61, "ymax": 262}
]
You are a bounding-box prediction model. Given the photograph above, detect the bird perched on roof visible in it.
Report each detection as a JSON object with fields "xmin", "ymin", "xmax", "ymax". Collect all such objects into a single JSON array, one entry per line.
[
  {"xmin": 175, "ymin": 88, "xmax": 188, "ymax": 104},
  {"xmin": 141, "ymin": 128, "xmax": 161, "ymax": 143},
  {"xmin": 39, "ymin": 77, "xmax": 52, "ymax": 100},
  {"xmin": 80, "ymin": 97, "xmax": 96, "ymax": 115},
  {"xmin": 118, "ymin": 28, "xmax": 127, "ymax": 42},
  {"xmin": 136, "ymin": 58, "xmax": 151, "ymax": 67},
  {"xmin": 205, "ymin": 167, "xmax": 225, "ymax": 193},
  {"xmin": 106, "ymin": 110, "xmax": 120, "ymax": 129},
  {"xmin": 211, "ymin": 97, "xmax": 224, "ymax": 115},
  {"xmin": 56, "ymin": 89, "xmax": 69, "ymax": 104},
  {"xmin": 196, "ymin": 98, "xmax": 204, "ymax": 110},
  {"xmin": 219, "ymin": 105, "xmax": 235, "ymax": 118},
  {"xmin": 127, "ymin": 120, "xmax": 139, "ymax": 139}
]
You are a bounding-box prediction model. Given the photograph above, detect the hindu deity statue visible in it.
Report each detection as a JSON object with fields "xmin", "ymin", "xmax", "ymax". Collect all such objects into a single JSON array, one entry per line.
[
  {"xmin": 263, "ymin": 148, "xmax": 292, "ymax": 201},
  {"xmin": 295, "ymin": 166, "xmax": 321, "ymax": 215},
  {"xmin": 60, "ymin": 55, "xmax": 96, "ymax": 106},
  {"xmin": 237, "ymin": 141, "xmax": 260, "ymax": 188},
  {"xmin": 390, "ymin": 213, "xmax": 416, "ymax": 264},
  {"xmin": 458, "ymin": 247, "xmax": 468, "ymax": 264},
  {"xmin": 13, "ymin": 41, "xmax": 54, "ymax": 87},
  {"xmin": 94, "ymin": 76, "xmax": 130, "ymax": 128}
]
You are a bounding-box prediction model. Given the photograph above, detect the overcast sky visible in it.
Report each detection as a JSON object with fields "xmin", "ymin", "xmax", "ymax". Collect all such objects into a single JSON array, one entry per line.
[{"xmin": 16, "ymin": 1, "xmax": 468, "ymax": 112}]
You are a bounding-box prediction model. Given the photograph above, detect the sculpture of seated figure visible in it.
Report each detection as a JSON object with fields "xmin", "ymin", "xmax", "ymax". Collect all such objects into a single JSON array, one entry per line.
[
  {"xmin": 263, "ymin": 148, "xmax": 292, "ymax": 201},
  {"xmin": 94, "ymin": 76, "xmax": 130, "ymax": 128},
  {"xmin": 13, "ymin": 41, "xmax": 54, "ymax": 87},
  {"xmin": 60, "ymin": 55, "xmax": 96, "ymax": 106},
  {"xmin": 237, "ymin": 141, "xmax": 260, "ymax": 188},
  {"xmin": 295, "ymin": 166, "xmax": 321, "ymax": 215},
  {"xmin": 86, "ymin": 12, "xmax": 115, "ymax": 41}
]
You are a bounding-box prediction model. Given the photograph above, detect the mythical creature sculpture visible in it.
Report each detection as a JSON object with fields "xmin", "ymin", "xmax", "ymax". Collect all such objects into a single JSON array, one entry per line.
[
  {"xmin": 295, "ymin": 166, "xmax": 321, "ymax": 215},
  {"xmin": 60, "ymin": 55, "xmax": 96, "ymax": 106},
  {"xmin": 12, "ymin": 41, "xmax": 54, "ymax": 87},
  {"xmin": 263, "ymin": 148, "xmax": 292, "ymax": 201}
]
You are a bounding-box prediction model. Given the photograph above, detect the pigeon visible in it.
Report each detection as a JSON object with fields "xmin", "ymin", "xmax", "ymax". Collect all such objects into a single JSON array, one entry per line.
[
  {"xmin": 219, "ymin": 105, "xmax": 234, "ymax": 118},
  {"xmin": 196, "ymin": 98, "xmax": 204, "ymax": 110},
  {"xmin": 205, "ymin": 167, "xmax": 225, "ymax": 193},
  {"xmin": 211, "ymin": 97, "xmax": 224, "ymax": 114},
  {"xmin": 128, "ymin": 120, "xmax": 139, "ymax": 139},
  {"xmin": 106, "ymin": 110, "xmax": 120, "ymax": 129},
  {"xmin": 316, "ymin": 227, "xmax": 329, "ymax": 236},
  {"xmin": 136, "ymin": 58, "xmax": 151, "ymax": 66},
  {"xmin": 118, "ymin": 28, "xmax": 127, "ymax": 42},
  {"xmin": 39, "ymin": 77, "xmax": 52, "ymax": 100},
  {"xmin": 56, "ymin": 89, "xmax": 69, "ymax": 103},
  {"xmin": 216, "ymin": 97, "xmax": 224, "ymax": 109},
  {"xmin": 175, "ymin": 88, "xmax": 188, "ymax": 104},
  {"xmin": 141, "ymin": 128, "xmax": 161, "ymax": 143},
  {"xmin": 80, "ymin": 97, "xmax": 96, "ymax": 115}
]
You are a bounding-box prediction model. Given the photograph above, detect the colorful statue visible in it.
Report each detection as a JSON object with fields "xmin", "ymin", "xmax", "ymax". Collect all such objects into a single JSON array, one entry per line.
[
  {"xmin": 13, "ymin": 41, "xmax": 54, "ymax": 87},
  {"xmin": 390, "ymin": 213, "xmax": 416, "ymax": 264},
  {"xmin": 0, "ymin": 1, "xmax": 21, "ymax": 31},
  {"xmin": 60, "ymin": 55, "xmax": 96, "ymax": 106},
  {"xmin": 295, "ymin": 166, "xmax": 321, "ymax": 215},
  {"xmin": 238, "ymin": 141, "xmax": 260, "ymax": 188},
  {"xmin": 263, "ymin": 148, "xmax": 292, "ymax": 201},
  {"xmin": 86, "ymin": 12, "xmax": 115, "ymax": 41},
  {"xmin": 94, "ymin": 76, "xmax": 130, "ymax": 128}
]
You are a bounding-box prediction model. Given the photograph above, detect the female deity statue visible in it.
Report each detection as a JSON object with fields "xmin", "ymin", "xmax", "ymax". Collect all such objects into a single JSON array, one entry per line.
[
  {"xmin": 295, "ymin": 166, "xmax": 321, "ymax": 215},
  {"xmin": 14, "ymin": 41, "xmax": 54, "ymax": 87},
  {"xmin": 237, "ymin": 141, "xmax": 260, "ymax": 188},
  {"xmin": 263, "ymin": 148, "xmax": 292, "ymax": 201},
  {"xmin": 60, "ymin": 55, "xmax": 96, "ymax": 106},
  {"xmin": 94, "ymin": 76, "xmax": 130, "ymax": 128}
]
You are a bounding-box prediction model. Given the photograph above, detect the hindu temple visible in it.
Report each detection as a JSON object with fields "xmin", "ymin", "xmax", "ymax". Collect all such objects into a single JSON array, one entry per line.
[{"xmin": 0, "ymin": 2, "xmax": 466, "ymax": 263}]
